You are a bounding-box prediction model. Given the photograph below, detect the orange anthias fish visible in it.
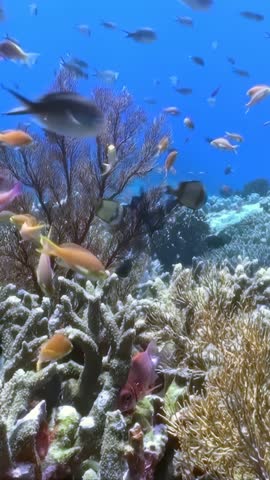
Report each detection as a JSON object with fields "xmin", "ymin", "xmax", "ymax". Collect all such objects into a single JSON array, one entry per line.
[
  {"xmin": 118, "ymin": 340, "xmax": 160, "ymax": 414},
  {"xmin": 157, "ymin": 135, "xmax": 170, "ymax": 155},
  {"xmin": 36, "ymin": 332, "xmax": 73, "ymax": 371},
  {"xmin": 39, "ymin": 236, "xmax": 109, "ymax": 280},
  {"xmin": 11, "ymin": 213, "xmax": 45, "ymax": 242},
  {"xmin": 165, "ymin": 149, "xmax": 178, "ymax": 176},
  {"xmin": 0, "ymin": 129, "xmax": 33, "ymax": 147}
]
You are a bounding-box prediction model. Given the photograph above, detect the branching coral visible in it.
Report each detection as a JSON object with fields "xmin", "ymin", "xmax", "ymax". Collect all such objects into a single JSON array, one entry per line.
[{"xmin": 166, "ymin": 315, "xmax": 270, "ymax": 480}]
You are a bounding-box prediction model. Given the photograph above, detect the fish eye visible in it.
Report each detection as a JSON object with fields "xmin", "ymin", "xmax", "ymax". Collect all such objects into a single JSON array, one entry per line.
[{"xmin": 124, "ymin": 393, "xmax": 132, "ymax": 402}]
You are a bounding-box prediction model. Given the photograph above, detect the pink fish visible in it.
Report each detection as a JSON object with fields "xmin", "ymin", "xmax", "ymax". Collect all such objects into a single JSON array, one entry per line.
[
  {"xmin": 118, "ymin": 341, "xmax": 160, "ymax": 413},
  {"xmin": 0, "ymin": 182, "xmax": 22, "ymax": 210}
]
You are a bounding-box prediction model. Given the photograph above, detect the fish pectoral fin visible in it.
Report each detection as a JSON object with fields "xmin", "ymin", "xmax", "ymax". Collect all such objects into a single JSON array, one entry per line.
[{"xmin": 66, "ymin": 110, "xmax": 81, "ymax": 125}]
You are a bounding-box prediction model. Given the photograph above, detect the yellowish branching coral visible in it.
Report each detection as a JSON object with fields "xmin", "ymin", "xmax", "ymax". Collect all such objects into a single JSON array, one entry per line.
[{"xmin": 166, "ymin": 315, "xmax": 270, "ymax": 480}]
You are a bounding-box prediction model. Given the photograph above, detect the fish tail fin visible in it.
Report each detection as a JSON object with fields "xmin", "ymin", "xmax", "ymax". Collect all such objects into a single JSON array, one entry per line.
[
  {"xmin": 24, "ymin": 52, "xmax": 40, "ymax": 67},
  {"xmin": 101, "ymin": 163, "xmax": 112, "ymax": 176},
  {"xmin": 2, "ymin": 84, "xmax": 35, "ymax": 113},
  {"xmin": 233, "ymin": 145, "xmax": 239, "ymax": 154},
  {"xmin": 40, "ymin": 235, "xmax": 59, "ymax": 257}
]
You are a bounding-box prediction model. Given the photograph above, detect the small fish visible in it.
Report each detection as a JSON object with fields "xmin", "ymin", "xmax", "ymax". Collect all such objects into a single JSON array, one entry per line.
[
  {"xmin": 114, "ymin": 258, "xmax": 133, "ymax": 278},
  {"xmin": 118, "ymin": 341, "xmax": 160, "ymax": 413},
  {"xmin": 210, "ymin": 137, "xmax": 239, "ymax": 153},
  {"xmin": 247, "ymin": 84, "xmax": 270, "ymax": 97},
  {"xmin": 60, "ymin": 58, "xmax": 88, "ymax": 79},
  {"xmin": 3, "ymin": 86, "xmax": 105, "ymax": 138},
  {"xmin": 75, "ymin": 24, "xmax": 91, "ymax": 36},
  {"xmin": 246, "ymin": 85, "xmax": 270, "ymax": 111},
  {"xmin": 240, "ymin": 11, "xmax": 264, "ymax": 22},
  {"xmin": 184, "ymin": 117, "xmax": 195, "ymax": 129},
  {"xmin": 210, "ymin": 85, "xmax": 221, "ymax": 98},
  {"xmin": 29, "ymin": 3, "xmax": 38, "ymax": 16},
  {"xmin": 224, "ymin": 165, "xmax": 233, "ymax": 175},
  {"xmin": 164, "ymin": 150, "xmax": 178, "ymax": 176},
  {"xmin": 143, "ymin": 97, "xmax": 157, "ymax": 105},
  {"xmin": 167, "ymin": 180, "xmax": 207, "ymax": 210},
  {"xmin": 263, "ymin": 120, "xmax": 270, "ymax": 127},
  {"xmin": 96, "ymin": 199, "xmax": 124, "ymax": 225},
  {"xmin": 66, "ymin": 55, "xmax": 88, "ymax": 69},
  {"xmin": 100, "ymin": 20, "xmax": 117, "ymax": 30},
  {"xmin": 11, "ymin": 213, "xmax": 45, "ymax": 242},
  {"xmin": 189, "ymin": 56, "xmax": 205, "ymax": 66},
  {"xmin": 36, "ymin": 252, "xmax": 54, "ymax": 296},
  {"xmin": 176, "ymin": 16, "xmax": 193, "ymax": 27},
  {"xmin": 163, "ymin": 106, "xmax": 181, "ymax": 116},
  {"xmin": 175, "ymin": 87, "xmax": 193, "ymax": 95},
  {"xmin": 180, "ymin": 0, "xmax": 213, "ymax": 10},
  {"xmin": 36, "ymin": 333, "xmax": 73, "ymax": 372},
  {"xmin": 0, "ymin": 183, "xmax": 22, "ymax": 211},
  {"xmin": 0, "ymin": 129, "xmax": 33, "ymax": 147},
  {"xmin": 227, "ymin": 56, "xmax": 236, "ymax": 65},
  {"xmin": 156, "ymin": 136, "xmax": 169, "ymax": 154},
  {"xmin": 0, "ymin": 38, "xmax": 39, "ymax": 66},
  {"xmin": 233, "ymin": 68, "xmax": 250, "ymax": 78},
  {"xmin": 93, "ymin": 69, "xmax": 119, "ymax": 83},
  {"xmin": 123, "ymin": 28, "xmax": 157, "ymax": 44},
  {"xmin": 39, "ymin": 236, "xmax": 109, "ymax": 280},
  {"xmin": 225, "ymin": 131, "xmax": 243, "ymax": 143}
]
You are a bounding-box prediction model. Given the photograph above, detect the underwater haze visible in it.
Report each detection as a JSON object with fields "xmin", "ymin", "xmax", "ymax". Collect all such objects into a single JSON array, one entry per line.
[
  {"xmin": 2, "ymin": 0, "xmax": 270, "ymax": 194},
  {"xmin": 2, "ymin": 2, "xmax": 270, "ymax": 480}
]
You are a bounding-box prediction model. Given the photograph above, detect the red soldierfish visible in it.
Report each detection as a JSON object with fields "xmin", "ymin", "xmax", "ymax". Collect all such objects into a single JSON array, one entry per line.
[{"xmin": 118, "ymin": 341, "xmax": 160, "ymax": 413}]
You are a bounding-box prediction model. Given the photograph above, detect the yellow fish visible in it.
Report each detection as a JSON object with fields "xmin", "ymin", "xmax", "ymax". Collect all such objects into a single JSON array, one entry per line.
[
  {"xmin": 39, "ymin": 236, "xmax": 109, "ymax": 280},
  {"xmin": 37, "ymin": 333, "xmax": 73, "ymax": 371}
]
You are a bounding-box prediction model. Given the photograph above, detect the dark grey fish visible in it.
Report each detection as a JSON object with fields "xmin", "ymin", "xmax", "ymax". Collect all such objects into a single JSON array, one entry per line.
[
  {"xmin": 240, "ymin": 11, "xmax": 264, "ymax": 22},
  {"xmin": 175, "ymin": 87, "xmax": 193, "ymax": 95},
  {"xmin": 124, "ymin": 28, "xmax": 157, "ymax": 44},
  {"xmin": 60, "ymin": 58, "xmax": 88, "ymax": 79},
  {"xmin": 224, "ymin": 165, "xmax": 232, "ymax": 175},
  {"xmin": 227, "ymin": 56, "xmax": 236, "ymax": 65},
  {"xmin": 181, "ymin": 0, "xmax": 213, "ymax": 10},
  {"xmin": 2, "ymin": 86, "xmax": 104, "ymax": 138},
  {"xmin": 115, "ymin": 258, "xmax": 133, "ymax": 278},
  {"xmin": 190, "ymin": 55, "xmax": 205, "ymax": 66},
  {"xmin": 66, "ymin": 55, "xmax": 88, "ymax": 69},
  {"xmin": 167, "ymin": 180, "xmax": 207, "ymax": 210},
  {"xmin": 101, "ymin": 20, "xmax": 117, "ymax": 29},
  {"xmin": 176, "ymin": 16, "xmax": 193, "ymax": 27},
  {"xmin": 232, "ymin": 68, "xmax": 250, "ymax": 77}
]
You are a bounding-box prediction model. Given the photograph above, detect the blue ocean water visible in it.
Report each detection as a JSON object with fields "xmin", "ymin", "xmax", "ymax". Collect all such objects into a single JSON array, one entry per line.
[{"xmin": 2, "ymin": 0, "xmax": 270, "ymax": 195}]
